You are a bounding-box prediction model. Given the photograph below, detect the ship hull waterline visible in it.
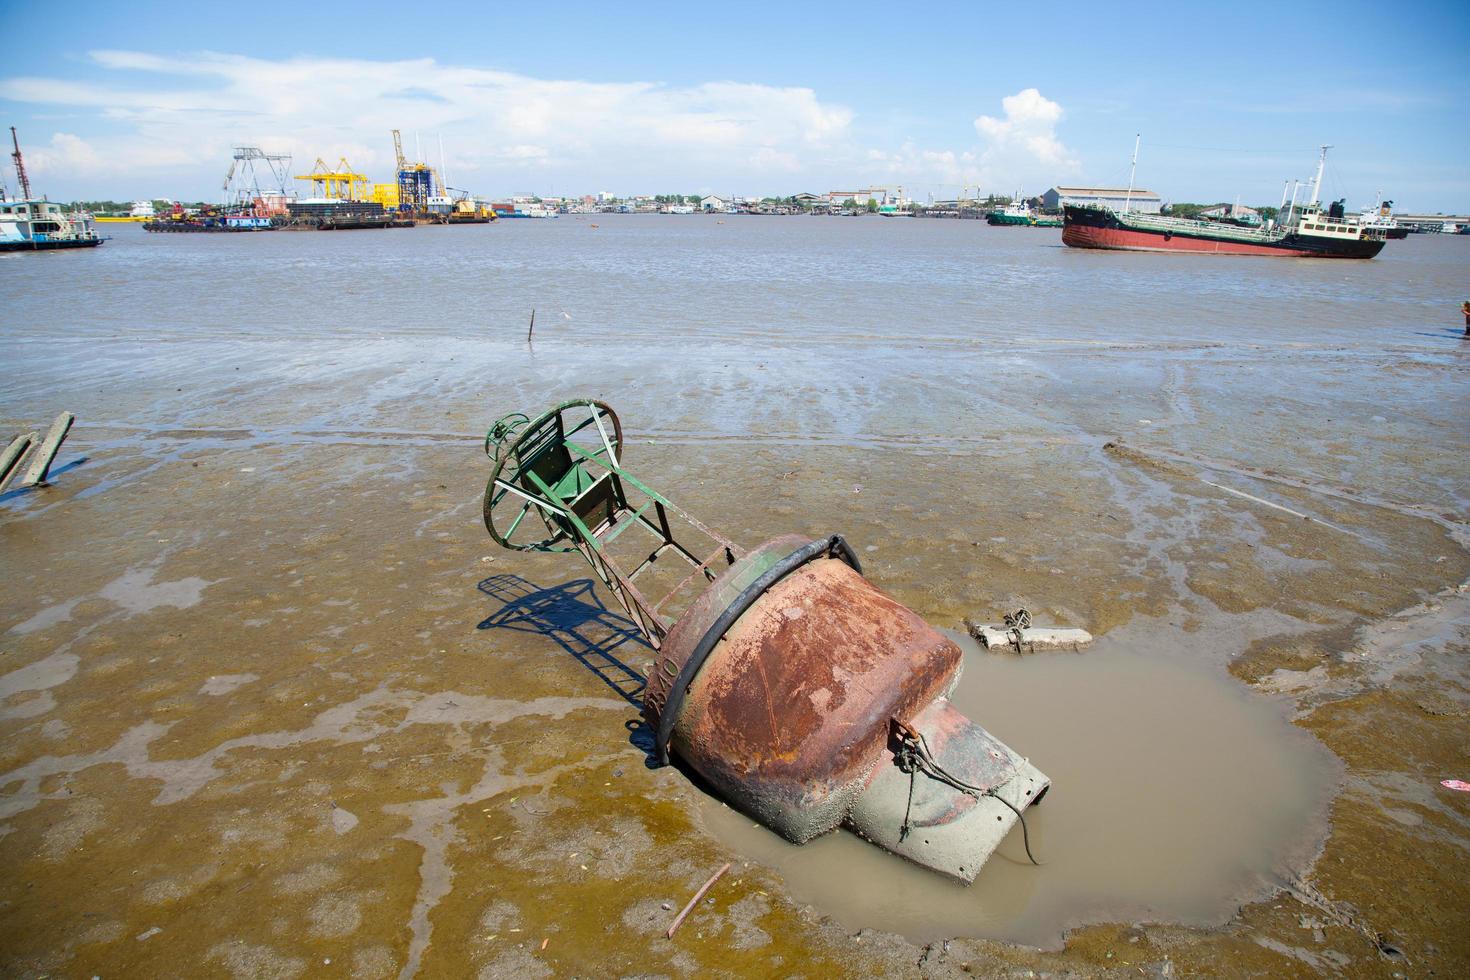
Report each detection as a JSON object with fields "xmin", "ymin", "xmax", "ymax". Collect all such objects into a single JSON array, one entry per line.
[
  {"xmin": 1062, "ymin": 206, "xmax": 1385, "ymax": 259},
  {"xmin": 0, "ymin": 237, "xmax": 105, "ymax": 252}
]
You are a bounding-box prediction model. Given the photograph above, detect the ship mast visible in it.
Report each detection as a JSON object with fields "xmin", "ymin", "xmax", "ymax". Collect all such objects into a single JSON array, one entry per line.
[
  {"xmin": 1123, "ymin": 133, "xmax": 1140, "ymax": 213},
  {"xmin": 10, "ymin": 127, "xmax": 32, "ymax": 200},
  {"xmin": 1308, "ymin": 144, "xmax": 1331, "ymax": 206}
]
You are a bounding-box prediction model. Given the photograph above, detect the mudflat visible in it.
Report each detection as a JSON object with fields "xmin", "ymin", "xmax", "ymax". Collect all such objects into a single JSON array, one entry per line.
[{"xmin": 2, "ymin": 219, "xmax": 1467, "ymax": 977}]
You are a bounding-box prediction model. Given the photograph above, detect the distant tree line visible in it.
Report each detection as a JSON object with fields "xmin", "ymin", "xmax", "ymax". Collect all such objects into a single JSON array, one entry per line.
[{"xmin": 64, "ymin": 199, "xmax": 199, "ymax": 213}]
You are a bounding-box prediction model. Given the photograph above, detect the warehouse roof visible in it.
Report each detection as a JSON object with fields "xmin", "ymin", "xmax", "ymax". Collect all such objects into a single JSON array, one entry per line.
[{"xmin": 1051, "ymin": 186, "xmax": 1160, "ymax": 197}]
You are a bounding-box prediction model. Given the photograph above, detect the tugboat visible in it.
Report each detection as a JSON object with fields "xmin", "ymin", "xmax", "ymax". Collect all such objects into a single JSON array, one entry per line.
[
  {"xmin": 987, "ymin": 191, "xmax": 1061, "ymax": 227},
  {"xmin": 1063, "ymin": 145, "xmax": 1387, "ymax": 258},
  {"xmin": 1, "ymin": 128, "xmax": 105, "ymax": 252}
]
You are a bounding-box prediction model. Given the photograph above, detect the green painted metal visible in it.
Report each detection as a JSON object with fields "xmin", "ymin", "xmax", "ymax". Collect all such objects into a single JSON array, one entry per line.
[
  {"xmin": 483, "ymin": 398, "xmax": 623, "ymax": 554},
  {"xmin": 482, "ymin": 398, "xmax": 743, "ymax": 647}
]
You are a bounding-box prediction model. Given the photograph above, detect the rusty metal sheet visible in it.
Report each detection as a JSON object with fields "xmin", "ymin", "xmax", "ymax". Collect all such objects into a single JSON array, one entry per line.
[
  {"xmin": 642, "ymin": 533, "xmax": 810, "ymax": 731},
  {"xmin": 666, "ymin": 551, "xmax": 963, "ymax": 843}
]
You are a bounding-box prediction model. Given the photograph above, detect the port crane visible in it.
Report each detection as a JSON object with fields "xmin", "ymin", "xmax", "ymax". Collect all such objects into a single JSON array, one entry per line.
[
  {"xmin": 223, "ymin": 146, "xmax": 291, "ymax": 208},
  {"xmin": 294, "ymin": 157, "xmax": 371, "ymax": 201},
  {"xmin": 10, "ymin": 127, "xmax": 32, "ymax": 200},
  {"xmin": 391, "ymin": 129, "xmax": 436, "ymax": 213}
]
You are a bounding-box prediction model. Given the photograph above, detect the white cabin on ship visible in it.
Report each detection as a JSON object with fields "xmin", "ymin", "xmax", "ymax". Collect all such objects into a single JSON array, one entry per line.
[{"xmin": 0, "ymin": 199, "xmax": 104, "ymax": 250}]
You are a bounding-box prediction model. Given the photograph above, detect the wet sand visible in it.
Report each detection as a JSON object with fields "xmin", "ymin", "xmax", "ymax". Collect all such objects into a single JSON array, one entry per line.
[{"xmin": 2, "ymin": 219, "xmax": 1468, "ymax": 977}]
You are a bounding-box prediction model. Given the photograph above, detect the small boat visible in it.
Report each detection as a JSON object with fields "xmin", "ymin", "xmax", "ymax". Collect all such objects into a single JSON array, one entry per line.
[
  {"xmin": 491, "ymin": 202, "xmax": 559, "ymax": 218},
  {"xmin": 95, "ymin": 201, "xmax": 158, "ymax": 224},
  {"xmin": 1063, "ymin": 145, "xmax": 1388, "ymax": 259},
  {"xmin": 2, "ymin": 128, "xmax": 105, "ymax": 251},
  {"xmin": 986, "ymin": 191, "xmax": 1061, "ymax": 227}
]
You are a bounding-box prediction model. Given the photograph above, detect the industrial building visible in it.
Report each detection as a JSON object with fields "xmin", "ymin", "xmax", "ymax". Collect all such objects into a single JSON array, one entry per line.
[{"xmin": 1042, "ymin": 186, "xmax": 1163, "ymax": 214}]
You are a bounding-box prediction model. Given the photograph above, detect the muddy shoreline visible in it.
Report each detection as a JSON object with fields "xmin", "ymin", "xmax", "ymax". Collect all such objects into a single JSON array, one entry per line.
[{"xmin": 3, "ymin": 224, "xmax": 1468, "ymax": 977}]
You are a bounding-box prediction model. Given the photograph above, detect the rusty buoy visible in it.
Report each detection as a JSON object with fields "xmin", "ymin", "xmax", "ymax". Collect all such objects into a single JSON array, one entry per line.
[{"xmin": 483, "ymin": 399, "xmax": 1049, "ymax": 882}]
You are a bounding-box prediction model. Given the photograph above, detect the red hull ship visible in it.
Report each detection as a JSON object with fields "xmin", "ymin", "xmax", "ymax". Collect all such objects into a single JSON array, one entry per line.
[
  {"xmin": 1062, "ymin": 204, "xmax": 1386, "ymax": 258},
  {"xmin": 1062, "ymin": 145, "xmax": 1389, "ymax": 260}
]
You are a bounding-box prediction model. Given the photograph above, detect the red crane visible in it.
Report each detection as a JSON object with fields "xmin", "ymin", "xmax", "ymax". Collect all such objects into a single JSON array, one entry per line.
[{"xmin": 11, "ymin": 126, "xmax": 33, "ymax": 200}]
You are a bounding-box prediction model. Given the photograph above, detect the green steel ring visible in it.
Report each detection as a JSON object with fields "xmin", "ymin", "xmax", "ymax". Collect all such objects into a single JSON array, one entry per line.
[{"xmin": 482, "ymin": 398, "xmax": 623, "ymax": 553}]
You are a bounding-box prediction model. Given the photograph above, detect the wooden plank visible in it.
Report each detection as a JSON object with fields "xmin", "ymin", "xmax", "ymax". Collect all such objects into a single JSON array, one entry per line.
[
  {"xmin": 20, "ymin": 411, "xmax": 75, "ymax": 487},
  {"xmin": 0, "ymin": 432, "xmax": 38, "ymax": 494}
]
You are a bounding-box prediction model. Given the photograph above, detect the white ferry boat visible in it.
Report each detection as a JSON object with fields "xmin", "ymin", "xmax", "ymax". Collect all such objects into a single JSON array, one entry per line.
[{"xmin": 3, "ymin": 128, "xmax": 104, "ymax": 251}]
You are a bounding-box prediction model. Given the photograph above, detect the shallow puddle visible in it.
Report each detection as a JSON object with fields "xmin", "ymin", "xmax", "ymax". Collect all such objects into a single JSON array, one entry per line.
[{"xmin": 697, "ymin": 622, "xmax": 1341, "ymax": 947}]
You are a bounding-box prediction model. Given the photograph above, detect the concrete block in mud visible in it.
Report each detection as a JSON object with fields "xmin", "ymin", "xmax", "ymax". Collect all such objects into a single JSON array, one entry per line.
[
  {"xmin": 0, "ymin": 431, "xmax": 38, "ymax": 493},
  {"xmin": 966, "ymin": 619, "xmax": 1094, "ymax": 652},
  {"xmin": 20, "ymin": 411, "xmax": 75, "ymax": 487}
]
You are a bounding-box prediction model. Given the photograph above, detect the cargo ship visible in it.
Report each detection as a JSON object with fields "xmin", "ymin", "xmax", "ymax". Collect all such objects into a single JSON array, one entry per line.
[{"xmin": 1062, "ymin": 146, "xmax": 1388, "ymax": 259}]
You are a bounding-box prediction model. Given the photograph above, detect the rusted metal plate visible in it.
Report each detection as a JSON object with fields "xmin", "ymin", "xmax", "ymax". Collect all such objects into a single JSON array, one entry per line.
[
  {"xmin": 642, "ymin": 534, "xmax": 809, "ymax": 731},
  {"xmin": 663, "ymin": 549, "xmax": 963, "ymax": 843}
]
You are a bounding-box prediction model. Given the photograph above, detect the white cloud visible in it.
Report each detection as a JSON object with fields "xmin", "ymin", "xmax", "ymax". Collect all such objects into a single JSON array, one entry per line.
[
  {"xmin": 0, "ymin": 56, "xmax": 1078, "ymax": 200},
  {"xmin": 25, "ymin": 132, "xmax": 103, "ymax": 173},
  {"xmin": 0, "ymin": 51, "xmax": 856, "ymax": 196},
  {"xmin": 866, "ymin": 143, "xmax": 979, "ymax": 185},
  {"xmin": 973, "ymin": 87, "xmax": 1079, "ymax": 186},
  {"xmin": 856, "ymin": 90, "xmax": 1078, "ymax": 196}
]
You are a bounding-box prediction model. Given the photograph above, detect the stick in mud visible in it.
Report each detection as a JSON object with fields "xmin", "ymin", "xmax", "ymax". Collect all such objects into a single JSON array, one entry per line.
[
  {"xmin": 527, "ymin": 309, "xmax": 535, "ymax": 344},
  {"xmin": 20, "ymin": 411, "xmax": 75, "ymax": 487},
  {"xmin": 666, "ymin": 862, "xmax": 731, "ymax": 939},
  {"xmin": 0, "ymin": 432, "xmax": 38, "ymax": 494},
  {"xmin": 1280, "ymin": 874, "xmax": 1406, "ymax": 961}
]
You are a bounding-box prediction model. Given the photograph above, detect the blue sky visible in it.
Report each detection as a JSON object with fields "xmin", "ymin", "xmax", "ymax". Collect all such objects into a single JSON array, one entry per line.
[{"xmin": 3, "ymin": 0, "xmax": 1467, "ymax": 209}]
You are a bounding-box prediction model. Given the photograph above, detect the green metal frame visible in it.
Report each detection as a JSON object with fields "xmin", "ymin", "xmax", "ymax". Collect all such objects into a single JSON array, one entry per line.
[{"xmin": 483, "ymin": 399, "xmax": 744, "ymax": 647}]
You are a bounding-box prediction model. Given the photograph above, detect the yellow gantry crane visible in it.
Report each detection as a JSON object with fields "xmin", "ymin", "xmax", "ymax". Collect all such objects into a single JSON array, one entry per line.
[{"xmin": 294, "ymin": 157, "xmax": 371, "ymax": 201}]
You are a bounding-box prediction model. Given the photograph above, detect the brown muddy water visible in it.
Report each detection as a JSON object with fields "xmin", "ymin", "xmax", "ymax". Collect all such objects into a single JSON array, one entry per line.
[
  {"xmin": 700, "ymin": 626, "xmax": 1341, "ymax": 948},
  {"xmin": 3, "ymin": 219, "xmax": 1469, "ymax": 977}
]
